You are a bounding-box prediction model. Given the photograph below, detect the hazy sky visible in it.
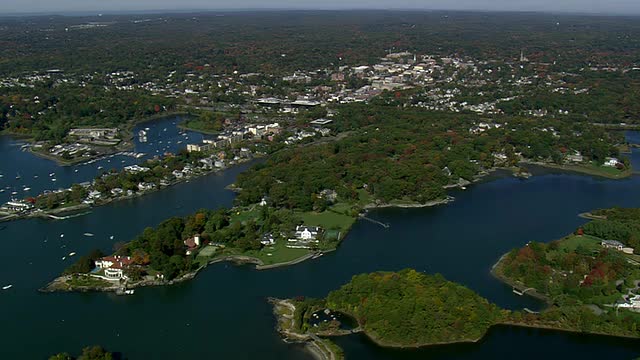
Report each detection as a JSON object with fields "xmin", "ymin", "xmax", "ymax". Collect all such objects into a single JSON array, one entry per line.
[{"xmin": 2, "ymin": 0, "xmax": 640, "ymax": 15}]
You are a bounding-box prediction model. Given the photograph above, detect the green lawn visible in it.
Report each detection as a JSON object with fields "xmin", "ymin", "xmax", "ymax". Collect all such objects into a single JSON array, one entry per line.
[
  {"xmin": 295, "ymin": 210, "xmax": 355, "ymax": 233},
  {"xmin": 243, "ymin": 240, "xmax": 311, "ymax": 265},
  {"xmin": 230, "ymin": 207, "xmax": 262, "ymax": 224},
  {"xmin": 557, "ymin": 235, "xmax": 602, "ymax": 253},
  {"xmin": 197, "ymin": 245, "xmax": 219, "ymax": 258}
]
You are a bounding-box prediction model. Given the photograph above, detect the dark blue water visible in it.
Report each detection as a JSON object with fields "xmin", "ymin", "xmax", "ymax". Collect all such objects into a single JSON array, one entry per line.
[{"xmin": 0, "ymin": 125, "xmax": 638, "ymax": 359}]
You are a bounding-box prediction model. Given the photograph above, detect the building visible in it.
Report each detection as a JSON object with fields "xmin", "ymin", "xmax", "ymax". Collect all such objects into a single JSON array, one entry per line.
[
  {"xmin": 261, "ymin": 233, "xmax": 276, "ymax": 246},
  {"xmin": 601, "ymin": 240, "xmax": 625, "ymax": 251},
  {"xmin": 295, "ymin": 226, "xmax": 321, "ymax": 241},
  {"xmin": 184, "ymin": 234, "xmax": 201, "ymax": 255},
  {"xmin": 187, "ymin": 143, "xmax": 211, "ymax": 153},
  {"xmin": 94, "ymin": 255, "xmax": 134, "ymax": 280},
  {"xmin": 124, "ymin": 165, "xmax": 150, "ymax": 173},
  {"xmin": 603, "ymin": 157, "xmax": 620, "ymax": 167},
  {"xmin": 1, "ymin": 200, "xmax": 34, "ymax": 213}
]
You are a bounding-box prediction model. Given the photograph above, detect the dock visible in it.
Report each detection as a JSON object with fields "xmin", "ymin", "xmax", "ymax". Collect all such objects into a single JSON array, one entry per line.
[{"xmin": 359, "ymin": 214, "xmax": 390, "ymax": 228}]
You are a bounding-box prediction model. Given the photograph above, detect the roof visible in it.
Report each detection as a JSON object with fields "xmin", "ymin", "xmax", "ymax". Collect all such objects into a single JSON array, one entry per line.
[
  {"xmin": 184, "ymin": 237, "xmax": 198, "ymax": 249},
  {"xmin": 97, "ymin": 255, "xmax": 133, "ymax": 269}
]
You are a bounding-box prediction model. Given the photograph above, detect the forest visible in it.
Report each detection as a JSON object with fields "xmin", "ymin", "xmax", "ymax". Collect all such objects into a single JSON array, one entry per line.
[
  {"xmin": 324, "ymin": 270, "xmax": 506, "ymax": 346},
  {"xmin": 497, "ymin": 208, "xmax": 640, "ymax": 305},
  {"xmin": 234, "ymin": 102, "xmax": 622, "ymax": 210}
]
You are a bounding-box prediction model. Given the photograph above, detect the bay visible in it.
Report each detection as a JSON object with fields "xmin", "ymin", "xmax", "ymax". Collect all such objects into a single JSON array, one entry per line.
[{"xmin": 0, "ymin": 123, "xmax": 638, "ymax": 359}]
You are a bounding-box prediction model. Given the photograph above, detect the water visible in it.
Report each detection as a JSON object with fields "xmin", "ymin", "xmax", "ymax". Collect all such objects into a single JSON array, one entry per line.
[
  {"xmin": 0, "ymin": 115, "xmax": 208, "ymax": 203},
  {"xmin": 0, "ymin": 123, "xmax": 639, "ymax": 359}
]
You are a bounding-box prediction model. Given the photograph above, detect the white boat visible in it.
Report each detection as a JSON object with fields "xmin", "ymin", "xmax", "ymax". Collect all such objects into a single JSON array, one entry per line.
[
  {"xmin": 11, "ymin": 191, "xmax": 17, "ymax": 195},
  {"xmin": 461, "ymin": 186, "xmax": 467, "ymax": 190},
  {"xmin": 74, "ymin": 169, "xmax": 78, "ymax": 173},
  {"xmin": 0, "ymin": 189, "xmax": 4, "ymax": 193},
  {"xmin": 0, "ymin": 174, "xmax": 3, "ymax": 178},
  {"xmin": 69, "ymin": 252, "xmax": 76, "ymax": 257},
  {"xmin": 49, "ymin": 173, "xmax": 55, "ymax": 177},
  {"xmin": 51, "ymin": 178, "xmax": 56, "ymax": 182},
  {"xmin": 61, "ymin": 256, "xmax": 66, "ymax": 261},
  {"xmin": 124, "ymin": 289, "xmax": 135, "ymax": 295},
  {"xmin": 34, "ymin": 175, "xmax": 38, "ymax": 178},
  {"xmin": 97, "ymin": 166, "xmax": 104, "ymax": 170},
  {"xmin": 109, "ymin": 235, "xmax": 114, "ymax": 240},
  {"xmin": 2, "ymin": 285, "xmax": 12, "ymax": 290},
  {"xmin": 23, "ymin": 187, "xmax": 31, "ymax": 191},
  {"xmin": 83, "ymin": 233, "xmax": 94, "ymax": 237},
  {"xmin": 145, "ymin": 127, "xmax": 150, "ymax": 131},
  {"xmin": 60, "ymin": 234, "xmax": 64, "ymax": 238}
]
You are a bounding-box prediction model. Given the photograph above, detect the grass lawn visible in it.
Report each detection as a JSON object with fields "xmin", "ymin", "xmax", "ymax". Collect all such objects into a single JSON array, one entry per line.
[
  {"xmin": 241, "ymin": 240, "xmax": 310, "ymax": 265},
  {"xmin": 355, "ymin": 189, "xmax": 373, "ymax": 207},
  {"xmin": 296, "ymin": 210, "xmax": 355, "ymax": 233},
  {"xmin": 545, "ymin": 162, "xmax": 632, "ymax": 179},
  {"xmin": 230, "ymin": 207, "xmax": 262, "ymax": 224},
  {"xmin": 197, "ymin": 245, "xmax": 219, "ymax": 258},
  {"xmin": 329, "ymin": 202, "xmax": 354, "ymax": 214},
  {"xmin": 557, "ymin": 235, "xmax": 602, "ymax": 253},
  {"xmin": 69, "ymin": 275, "xmax": 112, "ymax": 288}
]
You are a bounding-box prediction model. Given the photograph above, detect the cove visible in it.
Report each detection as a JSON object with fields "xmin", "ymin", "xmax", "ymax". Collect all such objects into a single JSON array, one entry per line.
[{"xmin": 0, "ymin": 127, "xmax": 639, "ymax": 359}]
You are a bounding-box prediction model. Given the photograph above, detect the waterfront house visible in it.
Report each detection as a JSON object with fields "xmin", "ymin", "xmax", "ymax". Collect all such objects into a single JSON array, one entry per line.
[
  {"xmin": 184, "ymin": 234, "xmax": 201, "ymax": 255},
  {"xmin": 295, "ymin": 226, "xmax": 322, "ymax": 241},
  {"xmin": 261, "ymin": 233, "xmax": 276, "ymax": 246},
  {"xmin": 603, "ymin": 157, "xmax": 620, "ymax": 167},
  {"xmin": 94, "ymin": 255, "xmax": 133, "ymax": 280}
]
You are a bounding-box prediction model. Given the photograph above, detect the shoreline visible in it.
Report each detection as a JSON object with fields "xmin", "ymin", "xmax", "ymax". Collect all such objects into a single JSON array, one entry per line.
[
  {"xmin": 40, "ymin": 251, "xmax": 328, "ymax": 293},
  {"xmin": 520, "ymin": 161, "xmax": 632, "ymax": 180},
  {"xmin": 363, "ymin": 196, "xmax": 455, "ymax": 210},
  {"xmin": 490, "ymin": 251, "xmax": 552, "ymax": 303},
  {"xmin": 0, "ymin": 157, "xmax": 254, "ymax": 224}
]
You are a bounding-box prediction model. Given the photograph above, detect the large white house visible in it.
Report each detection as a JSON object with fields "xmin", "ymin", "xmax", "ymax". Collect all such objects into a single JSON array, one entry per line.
[
  {"xmin": 295, "ymin": 225, "xmax": 321, "ymax": 241},
  {"xmin": 94, "ymin": 255, "xmax": 133, "ymax": 280}
]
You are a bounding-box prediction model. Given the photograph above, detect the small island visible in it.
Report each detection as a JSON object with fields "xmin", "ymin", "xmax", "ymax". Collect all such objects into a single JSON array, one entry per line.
[
  {"xmin": 49, "ymin": 345, "xmax": 121, "ymax": 360},
  {"xmin": 272, "ymin": 268, "xmax": 640, "ymax": 359}
]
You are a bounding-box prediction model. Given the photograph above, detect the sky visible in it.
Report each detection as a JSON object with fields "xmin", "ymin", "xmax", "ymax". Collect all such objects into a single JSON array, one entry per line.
[{"xmin": 2, "ymin": 0, "xmax": 640, "ymax": 15}]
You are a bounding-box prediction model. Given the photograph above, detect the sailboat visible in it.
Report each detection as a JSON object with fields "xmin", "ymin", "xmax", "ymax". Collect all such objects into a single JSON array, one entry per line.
[{"xmin": 15, "ymin": 172, "xmax": 21, "ymax": 180}]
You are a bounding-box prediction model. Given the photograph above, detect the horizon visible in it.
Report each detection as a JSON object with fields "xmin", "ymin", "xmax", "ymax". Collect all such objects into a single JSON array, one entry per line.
[{"xmin": 2, "ymin": 1, "xmax": 640, "ymax": 17}]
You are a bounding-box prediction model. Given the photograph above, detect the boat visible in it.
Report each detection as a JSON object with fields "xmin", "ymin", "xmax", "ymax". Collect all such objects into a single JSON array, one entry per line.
[
  {"xmin": 109, "ymin": 235, "xmax": 114, "ymax": 240},
  {"xmin": 15, "ymin": 173, "xmax": 21, "ymax": 180},
  {"xmin": 68, "ymin": 252, "xmax": 76, "ymax": 257},
  {"xmin": 51, "ymin": 178, "xmax": 56, "ymax": 182},
  {"xmin": 0, "ymin": 189, "xmax": 4, "ymax": 193},
  {"xmin": 2, "ymin": 285, "xmax": 12, "ymax": 290},
  {"xmin": 144, "ymin": 127, "xmax": 150, "ymax": 131},
  {"xmin": 461, "ymin": 186, "xmax": 467, "ymax": 190},
  {"xmin": 60, "ymin": 234, "xmax": 64, "ymax": 238},
  {"xmin": 74, "ymin": 169, "xmax": 78, "ymax": 173},
  {"xmin": 61, "ymin": 256, "xmax": 66, "ymax": 261},
  {"xmin": 23, "ymin": 187, "xmax": 31, "ymax": 191},
  {"xmin": 97, "ymin": 166, "xmax": 104, "ymax": 170},
  {"xmin": 11, "ymin": 191, "xmax": 17, "ymax": 195},
  {"xmin": 83, "ymin": 233, "xmax": 94, "ymax": 237},
  {"xmin": 49, "ymin": 173, "xmax": 55, "ymax": 177},
  {"xmin": 124, "ymin": 289, "xmax": 135, "ymax": 295},
  {"xmin": 33, "ymin": 175, "xmax": 38, "ymax": 178},
  {"xmin": 0, "ymin": 174, "xmax": 3, "ymax": 178}
]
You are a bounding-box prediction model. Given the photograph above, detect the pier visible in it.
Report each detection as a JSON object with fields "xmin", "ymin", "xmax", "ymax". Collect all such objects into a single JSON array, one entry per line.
[{"xmin": 359, "ymin": 214, "xmax": 390, "ymax": 228}]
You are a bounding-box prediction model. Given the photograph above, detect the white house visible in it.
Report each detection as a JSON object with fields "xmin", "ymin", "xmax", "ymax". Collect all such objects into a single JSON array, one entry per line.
[
  {"xmin": 294, "ymin": 226, "xmax": 321, "ymax": 241},
  {"xmin": 601, "ymin": 240, "xmax": 625, "ymax": 251},
  {"xmin": 603, "ymin": 157, "xmax": 620, "ymax": 167}
]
